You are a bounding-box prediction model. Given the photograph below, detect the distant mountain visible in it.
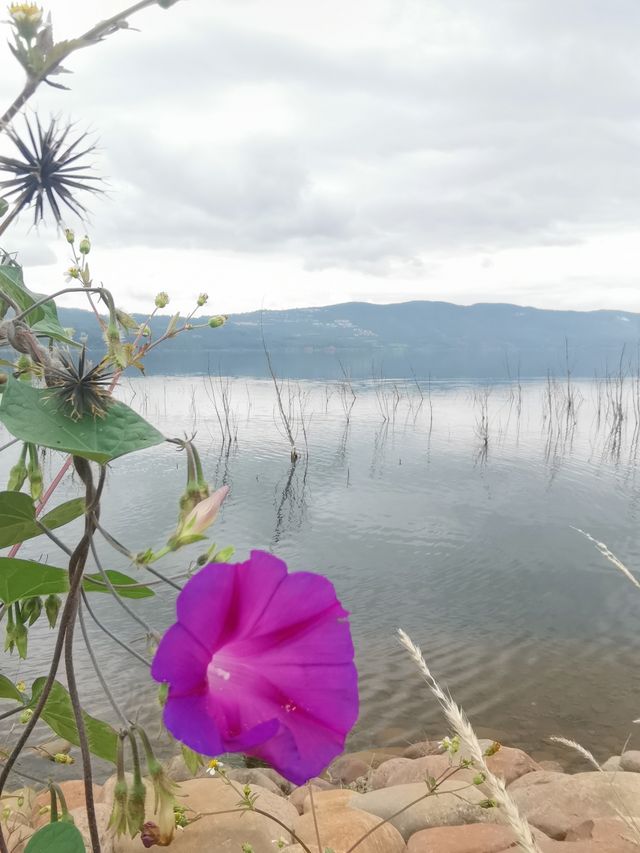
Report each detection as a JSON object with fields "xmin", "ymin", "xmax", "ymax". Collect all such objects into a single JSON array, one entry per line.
[{"xmin": 57, "ymin": 300, "xmax": 640, "ymax": 380}]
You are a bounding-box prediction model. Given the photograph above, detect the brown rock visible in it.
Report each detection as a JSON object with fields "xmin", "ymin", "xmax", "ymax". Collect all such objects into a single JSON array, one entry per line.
[
  {"xmin": 112, "ymin": 778, "xmax": 298, "ymax": 852},
  {"xmin": 326, "ymin": 749, "xmax": 400, "ymax": 784},
  {"xmin": 289, "ymin": 778, "xmax": 336, "ymax": 814},
  {"xmin": 351, "ymin": 780, "xmax": 498, "ymax": 840},
  {"xmin": 403, "ymin": 740, "xmax": 446, "ymax": 759},
  {"xmin": 69, "ymin": 803, "xmax": 114, "ymax": 853},
  {"xmin": 371, "ymin": 755, "xmax": 476, "ymax": 790},
  {"xmin": 406, "ymin": 823, "xmax": 520, "ymax": 852},
  {"xmin": 566, "ymin": 817, "xmax": 640, "ymax": 844},
  {"xmin": 538, "ymin": 761, "xmax": 565, "ymax": 774},
  {"xmin": 508, "ymin": 771, "xmax": 569, "ymax": 791},
  {"xmin": 510, "ymin": 771, "xmax": 640, "ymax": 840},
  {"xmin": 620, "ymin": 751, "xmax": 640, "ymax": 773},
  {"xmin": 32, "ymin": 780, "xmax": 103, "ymax": 826},
  {"xmin": 294, "ymin": 803, "xmax": 406, "ymax": 852},
  {"xmin": 300, "ymin": 789, "xmax": 353, "ymax": 814},
  {"xmin": 486, "ymin": 748, "xmax": 542, "ymax": 786},
  {"xmin": 226, "ymin": 767, "xmax": 284, "ymax": 796}
]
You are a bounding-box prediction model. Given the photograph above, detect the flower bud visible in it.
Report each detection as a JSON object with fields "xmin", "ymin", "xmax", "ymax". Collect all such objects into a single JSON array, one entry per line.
[
  {"xmin": 53, "ymin": 753, "xmax": 74, "ymax": 765},
  {"xmin": 66, "ymin": 266, "xmax": 80, "ymax": 280},
  {"xmin": 14, "ymin": 622, "xmax": 28, "ymax": 659},
  {"xmin": 155, "ymin": 292, "xmax": 169, "ymax": 309},
  {"xmin": 79, "ymin": 235, "xmax": 91, "ymax": 255},
  {"xmin": 8, "ymin": 3, "xmax": 43, "ymax": 40},
  {"xmin": 197, "ymin": 293, "xmax": 208, "ymax": 307},
  {"xmin": 45, "ymin": 594, "xmax": 61, "ymax": 628},
  {"xmin": 170, "ymin": 486, "xmax": 229, "ymax": 549},
  {"xmin": 64, "ymin": 228, "xmax": 75, "ymax": 244},
  {"xmin": 22, "ymin": 596, "xmax": 42, "ymax": 626},
  {"xmin": 141, "ymin": 822, "xmax": 161, "ymax": 848},
  {"xmin": 208, "ymin": 315, "xmax": 226, "ymax": 329},
  {"xmin": 19, "ymin": 709, "xmax": 33, "ymax": 725},
  {"xmin": 7, "ymin": 448, "xmax": 28, "ymax": 492}
]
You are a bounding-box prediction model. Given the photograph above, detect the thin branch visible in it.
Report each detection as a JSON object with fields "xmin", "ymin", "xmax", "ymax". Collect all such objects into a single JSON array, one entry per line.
[{"xmin": 81, "ymin": 591, "xmax": 151, "ymax": 668}]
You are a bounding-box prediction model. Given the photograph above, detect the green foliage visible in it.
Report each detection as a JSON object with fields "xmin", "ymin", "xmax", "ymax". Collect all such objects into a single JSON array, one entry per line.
[
  {"xmin": 0, "ymin": 266, "xmax": 77, "ymax": 345},
  {"xmin": 0, "ymin": 198, "xmax": 7, "ymax": 218},
  {"xmin": 0, "ymin": 377, "xmax": 165, "ymax": 463},
  {"xmin": 25, "ymin": 822, "xmax": 85, "ymax": 853},
  {"xmin": 181, "ymin": 744, "xmax": 204, "ymax": 775},
  {"xmin": 0, "ymin": 674, "xmax": 24, "ymax": 703},
  {"xmin": 0, "ymin": 557, "xmax": 154, "ymax": 605},
  {"xmin": 30, "ymin": 679, "xmax": 118, "ymax": 764},
  {"xmin": 0, "ymin": 491, "xmax": 85, "ymax": 548}
]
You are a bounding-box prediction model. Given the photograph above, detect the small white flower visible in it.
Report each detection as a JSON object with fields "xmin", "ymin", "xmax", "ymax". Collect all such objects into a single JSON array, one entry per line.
[
  {"xmin": 206, "ymin": 759, "xmax": 224, "ymax": 776},
  {"xmin": 272, "ymin": 840, "xmax": 287, "ymax": 850}
]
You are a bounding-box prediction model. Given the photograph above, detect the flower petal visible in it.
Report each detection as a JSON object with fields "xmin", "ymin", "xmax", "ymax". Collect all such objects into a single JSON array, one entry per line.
[
  {"xmin": 151, "ymin": 623, "xmax": 210, "ymax": 693},
  {"xmin": 175, "ymin": 563, "xmax": 236, "ymax": 652},
  {"xmin": 163, "ymin": 692, "xmax": 223, "ymax": 756}
]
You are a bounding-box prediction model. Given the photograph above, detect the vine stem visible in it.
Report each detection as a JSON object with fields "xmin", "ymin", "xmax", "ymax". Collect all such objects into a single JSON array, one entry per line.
[
  {"xmin": 0, "ymin": 464, "xmax": 106, "ymax": 853},
  {"xmin": 0, "ymin": 0, "xmax": 183, "ymax": 136}
]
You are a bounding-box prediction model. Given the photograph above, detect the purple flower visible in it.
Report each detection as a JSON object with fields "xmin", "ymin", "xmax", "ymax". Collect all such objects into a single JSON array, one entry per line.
[{"xmin": 151, "ymin": 550, "xmax": 358, "ymax": 785}]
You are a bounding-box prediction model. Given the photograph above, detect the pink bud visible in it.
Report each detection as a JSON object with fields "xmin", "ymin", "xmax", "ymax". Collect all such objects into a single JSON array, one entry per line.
[{"xmin": 182, "ymin": 486, "xmax": 229, "ymax": 537}]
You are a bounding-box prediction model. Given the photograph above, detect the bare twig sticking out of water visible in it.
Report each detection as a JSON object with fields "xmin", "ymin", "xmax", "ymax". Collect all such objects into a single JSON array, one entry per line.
[
  {"xmin": 262, "ymin": 323, "xmax": 299, "ymax": 461},
  {"xmin": 474, "ymin": 386, "xmax": 490, "ymax": 463},
  {"xmin": 204, "ymin": 363, "xmax": 237, "ymax": 451},
  {"xmin": 337, "ymin": 359, "xmax": 357, "ymax": 423},
  {"xmin": 572, "ymin": 527, "xmax": 640, "ymax": 589}
]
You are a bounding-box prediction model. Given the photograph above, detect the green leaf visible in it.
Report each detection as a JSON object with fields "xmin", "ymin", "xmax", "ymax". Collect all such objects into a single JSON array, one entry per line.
[
  {"xmin": 0, "ymin": 492, "xmax": 85, "ymax": 548},
  {"xmin": 0, "ymin": 198, "xmax": 8, "ymax": 219},
  {"xmin": 0, "ymin": 378, "xmax": 165, "ymax": 463},
  {"xmin": 40, "ymin": 498, "xmax": 85, "ymax": 530},
  {"xmin": 181, "ymin": 744, "xmax": 204, "ymax": 775},
  {"xmin": 0, "ymin": 266, "xmax": 78, "ymax": 346},
  {"xmin": 83, "ymin": 570, "xmax": 154, "ymax": 600},
  {"xmin": 0, "ymin": 558, "xmax": 154, "ymax": 604},
  {"xmin": 0, "ymin": 674, "xmax": 23, "ymax": 703},
  {"xmin": 25, "ymin": 821, "xmax": 85, "ymax": 853},
  {"xmin": 30, "ymin": 679, "xmax": 118, "ymax": 764}
]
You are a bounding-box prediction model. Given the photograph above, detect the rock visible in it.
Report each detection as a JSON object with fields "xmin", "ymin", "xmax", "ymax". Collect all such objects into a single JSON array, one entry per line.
[
  {"xmin": 0, "ymin": 816, "xmax": 33, "ymax": 853},
  {"xmin": 602, "ymin": 756, "xmax": 623, "ymax": 772},
  {"xmin": 112, "ymin": 777, "xmax": 298, "ymax": 852},
  {"xmin": 69, "ymin": 803, "xmax": 114, "ymax": 853},
  {"xmin": 486, "ymin": 748, "xmax": 542, "ymax": 786},
  {"xmin": 351, "ymin": 780, "xmax": 497, "ymax": 841},
  {"xmin": 226, "ymin": 768, "xmax": 284, "ymax": 796},
  {"xmin": 326, "ymin": 749, "xmax": 402, "ymax": 784},
  {"xmin": 300, "ymin": 789, "xmax": 353, "ymax": 814},
  {"xmin": 32, "ymin": 780, "xmax": 103, "ymax": 826},
  {"xmin": 538, "ymin": 761, "xmax": 565, "ymax": 774},
  {"xmin": 294, "ymin": 803, "xmax": 406, "ymax": 852},
  {"xmin": 403, "ymin": 740, "xmax": 446, "ymax": 759},
  {"xmin": 406, "ymin": 823, "xmax": 522, "ymax": 852},
  {"xmin": 29, "ymin": 737, "xmax": 72, "ymax": 761},
  {"xmin": 510, "ymin": 771, "xmax": 640, "ymax": 840},
  {"xmin": 255, "ymin": 767, "xmax": 293, "ymax": 795},
  {"xmin": 163, "ymin": 752, "xmax": 207, "ymax": 782},
  {"xmin": 289, "ymin": 779, "xmax": 336, "ymax": 814},
  {"xmin": 566, "ymin": 817, "xmax": 640, "ymax": 844},
  {"xmin": 371, "ymin": 755, "xmax": 476, "ymax": 790},
  {"xmin": 508, "ymin": 771, "xmax": 569, "ymax": 791},
  {"xmin": 620, "ymin": 751, "xmax": 640, "ymax": 773}
]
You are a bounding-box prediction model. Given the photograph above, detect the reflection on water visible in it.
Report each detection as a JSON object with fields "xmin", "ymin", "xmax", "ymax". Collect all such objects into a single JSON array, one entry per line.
[{"xmin": 3, "ymin": 376, "xmax": 640, "ymax": 775}]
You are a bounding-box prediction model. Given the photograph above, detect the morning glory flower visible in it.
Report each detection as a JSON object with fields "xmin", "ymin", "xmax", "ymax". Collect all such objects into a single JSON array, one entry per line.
[{"xmin": 151, "ymin": 550, "xmax": 358, "ymax": 785}]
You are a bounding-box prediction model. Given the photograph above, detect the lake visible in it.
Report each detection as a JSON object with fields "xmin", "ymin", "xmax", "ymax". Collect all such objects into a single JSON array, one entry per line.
[{"xmin": 2, "ymin": 374, "xmax": 640, "ymax": 774}]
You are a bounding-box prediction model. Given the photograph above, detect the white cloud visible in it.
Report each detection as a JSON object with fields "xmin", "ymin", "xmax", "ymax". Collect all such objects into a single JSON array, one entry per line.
[{"xmin": 2, "ymin": 0, "xmax": 640, "ymax": 314}]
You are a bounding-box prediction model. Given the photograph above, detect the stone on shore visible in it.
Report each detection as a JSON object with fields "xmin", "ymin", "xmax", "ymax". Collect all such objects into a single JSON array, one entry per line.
[
  {"xmin": 112, "ymin": 778, "xmax": 298, "ymax": 852},
  {"xmin": 289, "ymin": 777, "xmax": 336, "ymax": 813},
  {"xmin": 293, "ymin": 801, "xmax": 406, "ymax": 853},
  {"xmin": 326, "ymin": 748, "xmax": 401, "ymax": 784},
  {"xmin": 619, "ymin": 751, "xmax": 640, "ymax": 773},
  {"xmin": 351, "ymin": 780, "xmax": 498, "ymax": 840},
  {"xmin": 406, "ymin": 823, "xmax": 522, "ymax": 852},
  {"xmin": 509, "ymin": 771, "xmax": 640, "ymax": 839}
]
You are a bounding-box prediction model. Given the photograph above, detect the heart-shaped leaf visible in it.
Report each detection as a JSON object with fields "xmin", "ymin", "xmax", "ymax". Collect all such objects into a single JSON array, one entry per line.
[
  {"xmin": 0, "ymin": 674, "xmax": 24, "ymax": 703},
  {"xmin": 30, "ymin": 679, "xmax": 119, "ymax": 764},
  {"xmin": 0, "ymin": 491, "xmax": 85, "ymax": 549},
  {"xmin": 0, "ymin": 265, "xmax": 78, "ymax": 346},
  {"xmin": 25, "ymin": 821, "xmax": 85, "ymax": 853},
  {"xmin": 0, "ymin": 378, "xmax": 165, "ymax": 463},
  {"xmin": 0, "ymin": 557, "xmax": 154, "ymax": 604}
]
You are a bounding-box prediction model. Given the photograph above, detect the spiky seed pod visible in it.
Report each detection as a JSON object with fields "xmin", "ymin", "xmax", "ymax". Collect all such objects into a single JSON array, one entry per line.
[
  {"xmin": 0, "ymin": 116, "xmax": 102, "ymax": 228},
  {"xmin": 45, "ymin": 347, "xmax": 113, "ymax": 421}
]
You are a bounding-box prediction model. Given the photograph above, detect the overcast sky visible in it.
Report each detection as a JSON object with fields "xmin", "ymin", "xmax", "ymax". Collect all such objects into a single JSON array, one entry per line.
[{"xmin": 1, "ymin": 0, "xmax": 640, "ymax": 315}]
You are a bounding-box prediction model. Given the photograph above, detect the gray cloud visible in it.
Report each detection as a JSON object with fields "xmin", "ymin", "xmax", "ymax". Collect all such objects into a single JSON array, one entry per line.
[{"xmin": 1, "ymin": 0, "xmax": 640, "ymax": 308}]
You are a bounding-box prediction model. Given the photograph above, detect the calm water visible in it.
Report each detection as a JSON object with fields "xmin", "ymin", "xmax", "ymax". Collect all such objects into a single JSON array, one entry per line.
[{"xmin": 3, "ymin": 376, "xmax": 640, "ymax": 774}]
